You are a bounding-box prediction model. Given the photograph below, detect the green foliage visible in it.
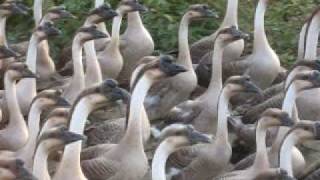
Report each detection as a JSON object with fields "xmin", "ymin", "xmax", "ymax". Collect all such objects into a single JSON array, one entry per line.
[{"xmin": 6, "ymin": 0, "xmax": 320, "ymax": 67}]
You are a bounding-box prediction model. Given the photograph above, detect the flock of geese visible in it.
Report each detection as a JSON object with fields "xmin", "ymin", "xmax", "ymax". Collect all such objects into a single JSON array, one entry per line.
[{"xmin": 0, "ymin": 0, "xmax": 320, "ymax": 179}]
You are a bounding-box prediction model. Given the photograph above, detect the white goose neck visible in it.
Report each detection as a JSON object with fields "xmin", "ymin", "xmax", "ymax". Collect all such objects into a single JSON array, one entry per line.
[
  {"xmin": 253, "ymin": 119, "xmax": 269, "ymax": 169},
  {"xmin": 72, "ymin": 36, "xmax": 85, "ymax": 81},
  {"xmin": 177, "ymin": 14, "xmax": 193, "ymax": 69},
  {"xmin": 33, "ymin": 0, "xmax": 43, "ymax": 25},
  {"xmin": 279, "ymin": 133, "xmax": 299, "ymax": 177},
  {"xmin": 26, "ymin": 35, "xmax": 39, "ymax": 73},
  {"xmin": 109, "ymin": 10, "xmax": 123, "ymax": 49},
  {"xmin": 221, "ymin": 0, "xmax": 239, "ymax": 27},
  {"xmin": 0, "ymin": 17, "xmax": 7, "ymax": 46},
  {"xmin": 33, "ymin": 144, "xmax": 50, "ymax": 180},
  {"xmin": 122, "ymin": 75, "xmax": 153, "ymax": 148},
  {"xmin": 215, "ymin": 87, "xmax": 231, "ymax": 144},
  {"xmin": 127, "ymin": 12, "xmax": 144, "ymax": 28},
  {"xmin": 207, "ymin": 42, "xmax": 224, "ymax": 94},
  {"xmin": 297, "ymin": 23, "xmax": 308, "ymax": 60},
  {"xmin": 304, "ymin": 12, "xmax": 320, "ymax": 60},
  {"xmin": 253, "ymin": 0, "xmax": 270, "ymax": 52}
]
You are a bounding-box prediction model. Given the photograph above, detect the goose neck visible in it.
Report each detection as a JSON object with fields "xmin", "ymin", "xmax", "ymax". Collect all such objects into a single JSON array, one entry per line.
[
  {"xmin": 72, "ymin": 37, "xmax": 85, "ymax": 80},
  {"xmin": 221, "ymin": 0, "xmax": 239, "ymax": 26},
  {"xmin": 253, "ymin": 119, "xmax": 270, "ymax": 169},
  {"xmin": 109, "ymin": 10, "xmax": 123, "ymax": 49},
  {"xmin": 177, "ymin": 14, "xmax": 192, "ymax": 69},
  {"xmin": 57, "ymin": 98, "xmax": 92, "ymax": 179},
  {"xmin": 152, "ymin": 139, "xmax": 186, "ymax": 180},
  {"xmin": 0, "ymin": 17, "xmax": 7, "ymax": 47},
  {"xmin": 279, "ymin": 133, "xmax": 298, "ymax": 177},
  {"xmin": 297, "ymin": 23, "xmax": 308, "ymax": 60},
  {"xmin": 4, "ymin": 74, "xmax": 25, "ymax": 127},
  {"xmin": 33, "ymin": 0, "xmax": 43, "ymax": 25},
  {"xmin": 26, "ymin": 35, "xmax": 39, "ymax": 73},
  {"xmin": 33, "ymin": 144, "xmax": 50, "ymax": 180},
  {"xmin": 215, "ymin": 87, "xmax": 231, "ymax": 144},
  {"xmin": 207, "ymin": 42, "xmax": 224, "ymax": 93},
  {"xmin": 127, "ymin": 12, "xmax": 144, "ymax": 28},
  {"xmin": 304, "ymin": 12, "xmax": 320, "ymax": 60},
  {"xmin": 123, "ymin": 75, "xmax": 153, "ymax": 148},
  {"xmin": 253, "ymin": 0, "xmax": 270, "ymax": 52},
  {"xmin": 95, "ymin": 0, "xmax": 104, "ymax": 7}
]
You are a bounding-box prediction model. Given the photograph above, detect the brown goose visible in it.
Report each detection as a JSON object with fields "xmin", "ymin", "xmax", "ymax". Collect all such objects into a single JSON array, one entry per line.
[
  {"xmin": 80, "ymin": 56, "xmax": 186, "ymax": 180},
  {"xmin": 53, "ymin": 79, "xmax": 129, "ymax": 180},
  {"xmin": 213, "ymin": 109, "xmax": 294, "ymax": 180},
  {"xmin": 152, "ymin": 124, "xmax": 211, "ymax": 180},
  {"xmin": 16, "ymin": 22, "xmax": 61, "ymax": 115},
  {"xmin": 144, "ymin": 4, "xmax": 217, "ymax": 121},
  {"xmin": 118, "ymin": 0, "xmax": 154, "ymax": 86},
  {"xmin": 190, "ymin": 0, "xmax": 244, "ymax": 64},
  {"xmin": 33, "ymin": 126, "xmax": 84, "ymax": 180},
  {"xmin": 39, "ymin": 107, "xmax": 70, "ymax": 137},
  {"xmin": 196, "ymin": 0, "xmax": 280, "ymax": 89},
  {"xmin": 161, "ymin": 26, "xmax": 248, "ymax": 134}
]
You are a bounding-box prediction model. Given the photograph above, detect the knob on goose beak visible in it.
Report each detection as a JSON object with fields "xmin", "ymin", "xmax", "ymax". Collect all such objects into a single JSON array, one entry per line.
[
  {"xmin": 61, "ymin": 130, "xmax": 85, "ymax": 144},
  {"xmin": 159, "ymin": 55, "xmax": 188, "ymax": 76},
  {"xmin": 0, "ymin": 46, "xmax": 18, "ymax": 59},
  {"xmin": 230, "ymin": 26, "xmax": 249, "ymax": 40},
  {"xmin": 110, "ymin": 87, "xmax": 130, "ymax": 102},
  {"xmin": 41, "ymin": 22, "xmax": 62, "ymax": 37},
  {"xmin": 186, "ymin": 125, "xmax": 211, "ymax": 144},
  {"xmin": 90, "ymin": 28, "xmax": 108, "ymax": 39}
]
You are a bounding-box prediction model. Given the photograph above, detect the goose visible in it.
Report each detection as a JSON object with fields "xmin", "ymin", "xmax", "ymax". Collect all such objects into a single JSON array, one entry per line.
[
  {"xmin": 196, "ymin": 0, "xmax": 281, "ymax": 89},
  {"xmin": 161, "ymin": 26, "xmax": 248, "ymax": 134},
  {"xmin": 80, "ymin": 56, "xmax": 187, "ymax": 180},
  {"xmin": 62, "ymin": 25, "xmax": 107, "ymax": 103},
  {"xmin": 16, "ymin": 22, "xmax": 61, "ymax": 115},
  {"xmin": 33, "ymin": 126, "xmax": 84, "ymax": 180},
  {"xmin": 117, "ymin": 0, "xmax": 154, "ymax": 86},
  {"xmin": 0, "ymin": 62, "xmax": 36, "ymax": 151},
  {"xmin": 9, "ymin": 90, "xmax": 70, "ymax": 171},
  {"xmin": 152, "ymin": 124, "xmax": 211, "ymax": 180},
  {"xmin": 37, "ymin": 6, "xmax": 75, "ymax": 80},
  {"xmin": 0, "ymin": 46, "xmax": 17, "ymax": 59},
  {"xmin": 0, "ymin": 158, "xmax": 37, "ymax": 180},
  {"xmin": 213, "ymin": 109, "xmax": 294, "ymax": 180},
  {"xmin": 170, "ymin": 76, "xmax": 261, "ymax": 180},
  {"xmin": 233, "ymin": 70, "xmax": 320, "ymax": 176},
  {"xmin": 144, "ymin": 4, "xmax": 217, "ymax": 121},
  {"xmin": 98, "ymin": 0, "xmax": 146, "ymax": 80},
  {"xmin": 190, "ymin": 0, "xmax": 244, "ymax": 64},
  {"xmin": 84, "ymin": 4, "xmax": 118, "ymax": 87},
  {"xmin": 279, "ymin": 121, "xmax": 320, "ymax": 179},
  {"xmin": 53, "ymin": 79, "xmax": 129, "ymax": 180},
  {"xmin": 93, "ymin": 0, "xmax": 111, "ymax": 51}
]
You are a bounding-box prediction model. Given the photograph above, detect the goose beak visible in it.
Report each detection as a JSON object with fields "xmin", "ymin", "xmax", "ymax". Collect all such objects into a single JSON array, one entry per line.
[
  {"xmin": 110, "ymin": 87, "xmax": 130, "ymax": 102},
  {"xmin": 244, "ymin": 81, "xmax": 262, "ymax": 95},
  {"xmin": 60, "ymin": 10, "xmax": 77, "ymax": 19},
  {"xmin": 56, "ymin": 97, "xmax": 70, "ymax": 107},
  {"xmin": 47, "ymin": 26, "xmax": 62, "ymax": 37},
  {"xmin": 203, "ymin": 9, "xmax": 219, "ymax": 18},
  {"xmin": 22, "ymin": 69, "xmax": 37, "ymax": 79},
  {"xmin": 0, "ymin": 47, "xmax": 18, "ymax": 59},
  {"xmin": 132, "ymin": 2, "xmax": 148, "ymax": 12},
  {"xmin": 90, "ymin": 29, "xmax": 107, "ymax": 40},
  {"xmin": 61, "ymin": 131, "xmax": 85, "ymax": 144},
  {"xmin": 105, "ymin": 9, "xmax": 118, "ymax": 19},
  {"xmin": 187, "ymin": 127, "xmax": 211, "ymax": 144},
  {"xmin": 280, "ymin": 113, "xmax": 294, "ymax": 127},
  {"xmin": 313, "ymin": 122, "xmax": 320, "ymax": 140}
]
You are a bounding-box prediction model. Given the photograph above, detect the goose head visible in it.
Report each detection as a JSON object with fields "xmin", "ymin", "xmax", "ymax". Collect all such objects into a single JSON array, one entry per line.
[
  {"xmin": 37, "ymin": 126, "xmax": 84, "ymax": 151},
  {"xmin": 289, "ymin": 60, "xmax": 320, "ymax": 72},
  {"xmin": 0, "ymin": 158, "xmax": 36, "ymax": 180},
  {"xmin": 30, "ymin": 89, "xmax": 70, "ymax": 111},
  {"xmin": 35, "ymin": 21, "xmax": 61, "ymax": 42},
  {"xmin": 88, "ymin": 4, "xmax": 118, "ymax": 24},
  {"xmin": 118, "ymin": 0, "xmax": 147, "ymax": 15},
  {"xmin": 0, "ymin": 46, "xmax": 17, "ymax": 59},
  {"xmin": 0, "ymin": 1, "xmax": 28, "ymax": 16},
  {"xmin": 45, "ymin": 107, "xmax": 70, "ymax": 122},
  {"xmin": 76, "ymin": 25, "xmax": 107, "ymax": 45},
  {"xmin": 5, "ymin": 62, "xmax": 37, "ymax": 81},
  {"xmin": 159, "ymin": 124, "xmax": 211, "ymax": 146},
  {"xmin": 186, "ymin": 4, "xmax": 218, "ymax": 20},
  {"xmin": 260, "ymin": 108, "xmax": 294, "ymax": 127},
  {"xmin": 45, "ymin": 5, "xmax": 76, "ymax": 21},
  {"xmin": 224, "ymin": 75, "xmax": 262, "ymax": 96},
  {"xmin": 215, "ymin": 26, "xmax": 249, "ymax": 46},
  {"xmin": 288, "ymin": 70, "xmax": 320, "ymax": 91},
  {"xmin": 286, "ymin": 121, "xmax": 320, "ymax": 142}
]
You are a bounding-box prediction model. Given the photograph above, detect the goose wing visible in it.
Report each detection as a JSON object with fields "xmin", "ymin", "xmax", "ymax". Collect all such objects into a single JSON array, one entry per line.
[{"xmin": 81, "ymin": 157, "xmax": 119, "ymax": 179}]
